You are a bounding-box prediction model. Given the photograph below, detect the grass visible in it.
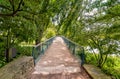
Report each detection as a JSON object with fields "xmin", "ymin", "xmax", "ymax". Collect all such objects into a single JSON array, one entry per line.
[{"xmin": 85, "ymin": 52, "xmax": 120, "ymax": 79}]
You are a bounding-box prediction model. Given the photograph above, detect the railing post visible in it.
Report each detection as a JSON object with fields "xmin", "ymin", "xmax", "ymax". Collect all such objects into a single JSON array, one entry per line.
[
  {"xmin": 61, "ymin": 36, "xmax": 86, "ymax": 66},
  {"xmin": 73, "ymin": 44, "xmax": 76, "ymax": 55},
  {"xmin": 32, "ymin": 47, "xmax": 36, "ymax": 65},
  {"xmin": 80, "ymin": 47, "xmax": 85, "ymax": 65},
  {"xmin": 42, "ymin": 43, "xmax": 44, "ymax": 54},
  {"xmin": 31, "ymin": 36, "xmax": 55, "ymax": 64}
]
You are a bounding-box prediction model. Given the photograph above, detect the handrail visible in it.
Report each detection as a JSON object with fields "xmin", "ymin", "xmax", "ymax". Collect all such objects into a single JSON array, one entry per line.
[
  {"xmin": 32, "ymin": 36, "xmax": 85, "ymax": 65},
  {"xmin": 33, "ymin": 36, "xmax": 56, "ymax": 48},
  {"xmin": 61, "ymin": 36, "xmax": 85, "ymax": 65},
  {"xmin": 32, "ymin": 36, "xmax": 55, "ymax": 65},
  {"xmin": 61, "ymin": 36, "xmax": 84, "ymax": 48}
]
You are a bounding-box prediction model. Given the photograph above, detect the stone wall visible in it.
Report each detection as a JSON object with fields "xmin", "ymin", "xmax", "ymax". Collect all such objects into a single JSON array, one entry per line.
[
  {"xmin": 83, "ymin": 64, "xmax": 111, "ymax": 79},
  {"xmin": 0, "ymin": 56, "xmax": 34, "ymax": 79}
]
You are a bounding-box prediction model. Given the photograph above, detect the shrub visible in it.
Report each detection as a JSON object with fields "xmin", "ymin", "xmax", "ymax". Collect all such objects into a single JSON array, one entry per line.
[
  {"xmin": 0, "ymin": 46, "xmax": 33, "ymax": 68},
  {"xmin": 102, "ymin": 56, "xmax": 120, "ymax": 79},
  {"xmin": 16, "ymin": 46, "xmax": 33, "ymax": 56},
  {"xmin": 85, "ymin": 52, "xmax": 120, "ymax": 79},
  {"xmin": 85, "ymin": 52, "xmax": 97, "ymax": 65},
  {"xmin": 0, "ymin": 58, "xmax": 6, "ymax": 68}
]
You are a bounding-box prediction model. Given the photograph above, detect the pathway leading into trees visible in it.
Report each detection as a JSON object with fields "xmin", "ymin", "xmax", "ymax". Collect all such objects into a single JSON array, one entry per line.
[{"xmin": 27, "ymin": 37, "xmax": 90, "ymax": 79}]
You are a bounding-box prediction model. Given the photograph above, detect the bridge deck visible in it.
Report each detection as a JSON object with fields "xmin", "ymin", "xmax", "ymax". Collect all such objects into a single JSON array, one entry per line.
[{"xmin": 28, "ymin": 37, "xmax": 90, "ymax": 79}]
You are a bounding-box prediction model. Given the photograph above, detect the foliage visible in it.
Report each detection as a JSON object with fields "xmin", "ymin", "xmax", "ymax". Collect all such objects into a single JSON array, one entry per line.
[
  {"xmin": 0, "ymin": 1, "xmax": 120, "ymax": 79},
  {"xmin": 0, "ymin": 16, "xmax": 37, "ymax": 62},
  {"xmin": 67, "ymin": 0, "xmax": 120, "ymax": 68},
  {"xmin": 0, "ymin": 39, "xmax": 6, "ymax": 68},
  {"xmin": 85, "ymin": 52, "xmax": 97, "ymax": 65},
  {"xmin": 0, "ymin": 0, "xmax": 53, "ymax": 61},
  {"xmin": 42, "ymin": 24, "xmax": 57, "ymax": 40},
  {"xmin": 102, "ymin": 56, "xmax": 120, "ymax": 79},
  {"xmin": 85, "ymin": 53, "xmax": 120, "ymax": 79},
  {"xmin": 0, "ymin": 58, "xmax": 6, "ymax": 68},
  {"xmin": 16, "ymin": 46, "xmax": 33, "ymax": 56}
]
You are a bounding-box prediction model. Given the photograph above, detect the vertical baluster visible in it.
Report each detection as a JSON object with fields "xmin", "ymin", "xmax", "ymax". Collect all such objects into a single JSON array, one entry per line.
[
  {"xmin": 73, "ymin": 44, "xmax": 75, "ymax": 55},
  {"xmin": 31, "ymin": 36, "xmax": 58, "ymax": 64},
  {"xmin": 32, "ymin": 47, "xmax": 35, "ymax": 65},
  {"xmin": 41, "ymin": 43, "xmax": 44, "ymax": 54}
]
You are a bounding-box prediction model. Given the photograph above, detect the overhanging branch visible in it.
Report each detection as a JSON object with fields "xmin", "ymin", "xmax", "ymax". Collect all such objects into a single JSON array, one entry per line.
[
  {"xmin": 0, "ymin": 0, "xmax": 23, "ymax": 17},
  {"xmin": 0, "ymin": 5, "xmax": 11, "ymax": 11}
]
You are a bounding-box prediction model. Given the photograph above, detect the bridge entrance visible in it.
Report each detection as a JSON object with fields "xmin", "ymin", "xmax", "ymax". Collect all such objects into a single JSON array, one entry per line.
[{"xmin": 28, "ymin": 37, "xmax": 90, "ymax": 79}]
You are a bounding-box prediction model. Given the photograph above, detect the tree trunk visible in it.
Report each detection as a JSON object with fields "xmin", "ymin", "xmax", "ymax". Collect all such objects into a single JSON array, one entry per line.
[
  {"xmin": 35, "ymin": 39, "xmax": 40, "ymax": 45},
  {"xmin": 88, "ymin": 42, "xmax": 98, "ymax": 61},
  {"xmin": 6, "ymin": 30, "xmax": 10, "ymax": 62},
  {"xmin": 101, "ymin": 54, "xmax": 108, "ymax": 67},
  {"xmin": 35, "ymin": 29, "xmax": 43, "ymax": 45},
  {"xmin": 6, "ymin": 48, "xmax": 9, "ymax": 62},
  {"xmin": 97, "ymin": 52, "xmax": 102, "ymax": 68},
  {"xmin": 97, "ymin": 51, "xmax": 104, "ymax": 68}
]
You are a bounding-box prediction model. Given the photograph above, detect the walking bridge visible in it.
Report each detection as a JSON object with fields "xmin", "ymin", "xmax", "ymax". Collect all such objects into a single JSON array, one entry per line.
[
  {"xmin": 0, "ymin": 36, "xmax": 111, "ymax": 79},
  {"xmin": 28, "ymin": 36, "xmax": 89, "ymax": 79}
]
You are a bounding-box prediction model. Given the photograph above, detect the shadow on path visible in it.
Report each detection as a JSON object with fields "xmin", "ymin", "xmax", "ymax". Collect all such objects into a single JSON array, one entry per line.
[{"xmin": 27, "ymin": 37, "xmax": 91, "ymax": 79}]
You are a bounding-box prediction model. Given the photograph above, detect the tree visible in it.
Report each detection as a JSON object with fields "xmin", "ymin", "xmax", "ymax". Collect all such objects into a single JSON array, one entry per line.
[
  {"xmin": 0, "ymin": 0, "xmax": 24, "ymax": 17},
  {"xmin": 76, "ymin": 0, "xmax": 120, "ymax": 68},
  {"xmin": 0, "ymin": 0, "xmax": 60, "ymax": 62},
  {"xmin": 53, "ymin": 0, "xmax": 120, "ymax": 68},
  {"xmin": 0, "ymin": 16, "xmax": 37, "ymax": 62},
  {"xmin": 0, "ymin": 0, "xmax": 37, "ymax": 62}
]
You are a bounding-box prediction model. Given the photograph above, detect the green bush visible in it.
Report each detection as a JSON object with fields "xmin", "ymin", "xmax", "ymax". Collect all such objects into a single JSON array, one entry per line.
[
  {"xmin": 102, "ymin": 57, "xmax": 120, "ymax": 79},
  {"xmin": 0, "ymin": 46, "xmax": 33, "ymax": 68},
  {"xmin": 85, "ymin": 53, "xmax": 120, "ymax": 79},
  {"xmin": 0, "ymin": 58, "xmax": 6, "ymax": 68},
  {"xmin": 16, "ymin": 46, "xmax": 33, "ymax": 56},
  {"xmin": 85, "ymin": 52, "xmax": 97, "ymax": 65}
]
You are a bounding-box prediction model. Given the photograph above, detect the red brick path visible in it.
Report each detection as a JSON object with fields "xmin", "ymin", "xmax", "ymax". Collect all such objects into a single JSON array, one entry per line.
[{"xmin": 27, "ymin": 37, "xmax": 91, "ymax": 79}]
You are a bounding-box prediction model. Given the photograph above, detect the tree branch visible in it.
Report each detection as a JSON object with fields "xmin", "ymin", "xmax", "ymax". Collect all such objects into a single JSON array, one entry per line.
[
  {"xmin": 0, "ymin": 5, "xmax": 11, "ymax": 11},
  {"xmin": 12, "ymin": 0, "xmax": 23, "ymax": 16},
  {"xmin": 9, "ymin": 0, "xmax": 15, "ymax": 11},
  {"xmin": 0, "ymin": 0, "xmax": 23, "ymax": 17}
]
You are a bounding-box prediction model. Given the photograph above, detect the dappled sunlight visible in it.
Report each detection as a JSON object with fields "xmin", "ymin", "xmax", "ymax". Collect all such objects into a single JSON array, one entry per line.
[
  {"xmin": 53, "ymin": 37, "xmax": 64, "ymax": 44},
  {"xmin": 1, "ymin": 0, "xmax": 119, "ymax": 78},
  {"xmin": 30, "ymin": 37, "xmax": 90, "ymax": 79}
]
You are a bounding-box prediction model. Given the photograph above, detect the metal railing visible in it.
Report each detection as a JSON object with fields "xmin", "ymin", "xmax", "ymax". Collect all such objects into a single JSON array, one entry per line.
[
  {"xmin": 32, "ymin": 36, "xmax": 85, "ymax": 65},
  {"xmin": 61, "ymin": 36, "xmax": 85, "ymax": 65},
  {"xmin": 32, "ymin": 37, "xmax": 55, "ymax": 65}
]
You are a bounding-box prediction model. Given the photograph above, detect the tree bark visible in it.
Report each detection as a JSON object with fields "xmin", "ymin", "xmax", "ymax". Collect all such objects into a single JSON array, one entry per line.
[
  {"xmin": 101, "ymin": 54, "xmax": 108, "ymax": 67},
  {"xmin": 6, "ymin": 30, "xmax": 10, "ymax": 62}
]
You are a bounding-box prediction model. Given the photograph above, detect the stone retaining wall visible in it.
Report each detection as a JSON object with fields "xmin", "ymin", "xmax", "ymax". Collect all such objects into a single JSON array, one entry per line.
[
  {"xmin": 83, "ymin": 64, "xmax": 111, "ymax": 79},
  {"xmin": 0, "ymin": 56, "xmax": 34, "ymax": 79}
]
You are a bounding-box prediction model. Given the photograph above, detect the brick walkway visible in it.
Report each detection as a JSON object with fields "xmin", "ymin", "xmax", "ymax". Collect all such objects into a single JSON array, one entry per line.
[{"xmin": 28, "ymin": 37, "xmax": 90, "ymax": 79}]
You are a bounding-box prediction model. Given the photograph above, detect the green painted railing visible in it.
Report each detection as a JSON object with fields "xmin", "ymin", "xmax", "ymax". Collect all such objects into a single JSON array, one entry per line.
[
  {"xmin": 32, "ymin": 36, "xmax": 85, "ymax": 65},
  {"xmin": 32, "ymin": 37, "xmax": 55, "ymax": 65},
  {"xmin": 61, "ymin": 36, "xmax": 85, "ymax": 65}
]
